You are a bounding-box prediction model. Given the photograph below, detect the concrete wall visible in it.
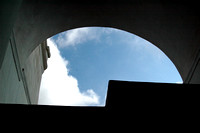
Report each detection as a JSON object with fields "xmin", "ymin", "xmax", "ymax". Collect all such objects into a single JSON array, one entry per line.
[
  {"xmin": 0, "ymin": 34, "xmax": 49, "ymax": 104},
  {"xmin": 0, "ymin": 39, "xmax": 28, "ymax": 104},
  {"xmin": 0, "ymin": 0, "xmax": 22, "ymax": 69},
  {"xmin": 23, "ymin": 44, "xmax": 44, "ymax": 104}
]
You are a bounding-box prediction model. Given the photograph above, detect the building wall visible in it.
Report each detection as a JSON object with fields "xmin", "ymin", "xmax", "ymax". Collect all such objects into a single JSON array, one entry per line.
[
  {"xmin": 0, "ymin": 40, "xmax": 28, "ymax": 104},
  {"xmin": 0, "ymin": 32, "xmax": 49, "ymax": 104},
  {"xmin": 24, "ymin": 41, "xmax": 48, "ymax": 104}
]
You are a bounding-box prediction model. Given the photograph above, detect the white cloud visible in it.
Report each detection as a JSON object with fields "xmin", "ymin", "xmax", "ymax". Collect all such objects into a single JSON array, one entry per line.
[
  {"xmin": 125, "ymin": 34, "xmax": 167, "ymax": 62},
  {"xmin": 38, "ymin": 39, "xmax": 100, "ymax": 106},
  {"xmin": 54, "ymin": 27, "xmax": 123, "ymax": 48},
  {"xmin": 175, "ymin": 81, "xmax": 183, "ymax": 84},
  {"xmin": 55, "ymin": 27, "xmax": 101, "ymax": 48},
  {"xmin": 100, "ymin": 27, "xmax": 119, "ymax": 34}
]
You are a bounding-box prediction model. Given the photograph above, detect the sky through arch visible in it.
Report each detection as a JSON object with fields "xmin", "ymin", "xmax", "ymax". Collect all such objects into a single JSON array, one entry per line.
[{"xmin": 38, "ymin": 27, "xmax": 183, "ymax": 106}]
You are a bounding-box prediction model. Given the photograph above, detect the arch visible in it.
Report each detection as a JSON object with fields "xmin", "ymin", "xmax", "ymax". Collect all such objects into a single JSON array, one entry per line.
[{"xmin": 12, "ymin": 0, "xmax": 200, "ymax": 83}]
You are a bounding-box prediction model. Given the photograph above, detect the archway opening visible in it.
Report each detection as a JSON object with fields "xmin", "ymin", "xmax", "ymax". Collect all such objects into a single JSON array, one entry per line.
[{"xmin": 38, "ymin": 27, "xmax": 183, "ymax": 106}]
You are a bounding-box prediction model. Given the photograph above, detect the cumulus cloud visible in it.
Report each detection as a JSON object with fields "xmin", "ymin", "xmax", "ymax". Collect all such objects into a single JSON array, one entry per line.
[{"xmin": 38, "ymin": 39, "xmax": 99, "ymax": 106}]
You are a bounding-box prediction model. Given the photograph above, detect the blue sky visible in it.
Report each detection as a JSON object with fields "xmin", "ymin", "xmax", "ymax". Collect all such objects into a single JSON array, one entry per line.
[{"xmin": 38, "ymin": 27, "xmax": 183, "ymax": 106}]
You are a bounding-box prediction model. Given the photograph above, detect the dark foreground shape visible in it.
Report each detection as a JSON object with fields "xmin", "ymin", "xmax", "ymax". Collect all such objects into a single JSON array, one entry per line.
[
  {"xmin": 106, "ymin": 80, "xmax": 199, "ymax": 113},
  {"xmin": 1, "ymin": 80, "xmax": 199, "ymax": 130},
  {"xmin": 1, "ymin": 80, "xmax": 199, "ymax": 118}
]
